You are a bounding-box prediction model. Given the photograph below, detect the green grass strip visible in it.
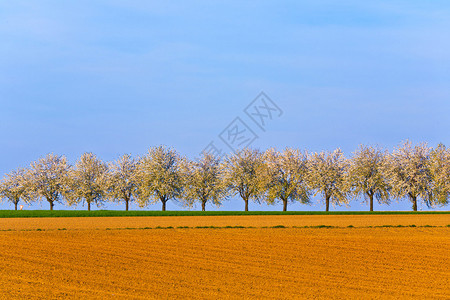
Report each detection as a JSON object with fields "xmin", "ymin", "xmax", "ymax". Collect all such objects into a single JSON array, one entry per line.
[{"xmin": 0, "ymin": 210, "xmax": 448, "ymax": 218}]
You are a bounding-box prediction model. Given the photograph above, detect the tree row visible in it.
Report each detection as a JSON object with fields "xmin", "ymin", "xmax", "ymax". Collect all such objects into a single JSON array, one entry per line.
[{"xmin": 1, "ymin": 141, "xmax": 449, "ymax": 212}]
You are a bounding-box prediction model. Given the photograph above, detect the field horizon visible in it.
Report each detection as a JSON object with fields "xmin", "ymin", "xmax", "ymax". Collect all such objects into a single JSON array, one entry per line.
[
  {"xmin": 0, "ymin": 209, "xmax": 449, "ymax": 218},
  {"xmin": 1, "ymin": 214, "xmax": 449, "ymax": 231}
]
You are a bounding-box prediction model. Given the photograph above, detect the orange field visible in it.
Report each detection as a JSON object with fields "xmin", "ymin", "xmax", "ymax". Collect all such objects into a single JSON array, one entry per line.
[
  {"xmin": 0, "ymin": 216, "xmax": 449, "ymax": 299},
  {"xmin": 0, "ymin": 214, "xmax": 449, "ymax": 231}
]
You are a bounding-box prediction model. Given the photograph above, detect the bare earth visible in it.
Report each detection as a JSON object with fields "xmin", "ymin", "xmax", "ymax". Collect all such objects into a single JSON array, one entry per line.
[
  {"xmin": 0, "ymin": 214, "xmax": 449, "ymax": 230},
  {"xmin": 0, "ymin": 215, "xmax": 449, "ymax": 299}
]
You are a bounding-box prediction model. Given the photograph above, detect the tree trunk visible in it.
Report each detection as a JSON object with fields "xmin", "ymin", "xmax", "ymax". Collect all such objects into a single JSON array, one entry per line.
[
  {"xmin": 325, "ymin": 196, "xmax": 330, "ymax": 212},
  {"xmin": 14, "ymin": 202, "xmax": 18, "ymax": 211},
  {"xmin": 88, "ymin": 202, "xmax": 91, "ymax": 211},
  {"xmin": 49, "ymin": 201, "xmax": 54, "ymax": 211},
  {"xmin": 369, "ymin": 193, "xmax": 374, "ymax": 212},
  {"xmin": 244, "ymin": 199, "xmax": 249, "ymax": 212},
  {"xmin": 283, "ymin": 200, "xmax": 287, "ymax": 212},
  {"xmin": 162, "ymin": 200, "xmax": 166, "ymax": 211},
  {"xmin": 412, "ymin": 196, "xmax": 418, "ymax": 211},
  {"xmin": 202, "ymin": 201, "xmax": 206, "ymax": 211},
  {"xmin": 125, "ymin": 199, "xmax": 129, "ymax": 211}
]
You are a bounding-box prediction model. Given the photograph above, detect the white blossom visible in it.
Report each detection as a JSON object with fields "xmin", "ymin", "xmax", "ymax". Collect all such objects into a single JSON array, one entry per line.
[
  {"xmin": 263, "ymin": 148, "xmax": 311, "ymax": 211},
  {"xmin": 66, "ymin": 153, "xmax": 108, "ymax": 211},
  {"xmin": 106, "ymin": 154, "xmax": 138, "ymax": 211},
  {"xmin": 429, "ymin": 143, "xmax": 450, "ymax": 206},
  {"xmin": 308, "ymin": 149, "xmax": 349, "ymax": 211},
  {"xmin": 183, "ymin": 152, "xmax": 228, "ymax": 211},
  {"xmin": 222, "ymin": 148, "xmax": 265, "ymax": 211},
  {"xmin": 347, "ymin": 145, "xmax": 390, "ymax": 211},
  {"xmin": 135, "ymin": 146, "xmax": 184, "ymax": 211},
  {"xmin": 0, "ymin": 168, "xmax": 30, "ymax": 210},
  {"xmin": 26, "ymin": 153, "xmax": 71, "ymax": 210},
  {"xmin": 383, "ymin": 141, "xmax": 433, "ymax": 211}
]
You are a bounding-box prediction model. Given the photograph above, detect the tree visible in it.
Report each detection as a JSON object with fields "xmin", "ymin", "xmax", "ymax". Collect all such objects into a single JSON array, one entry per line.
[
  {"xmin": 308, "ymin": 149, "xmax": 349, "ymax": 211},
  {"xmin": 135, "ymin": 146, "xmax": 184, "ymax": 211},
  {"xmin": 347, "ymin": 145, "xmax": 390, "ymax": 211},
  {"xmin": 106, "ymin": 154, "xmax": 138, "ymax": 211},
  {"xmin": 222, "ymin": 148, "xmax": 265, "ymax": 211},
  {"xmin": 429, "ymin": 143, "xmax": 450, "ymax": 206},
  {"xmin": 263, "ymin": 148, "xmax": 311, "ymax": 211},
  {"xmin": 67, "ymin": 153, "xmax": 108, "ymax": 211},
  {"xmin": 26, "ymin": 153, "xmax": 70, "ymax": 210},
  {"xmin": 383, "ymin": 141, "xmax": 433, "ymax": 211},
  {"xmin": 0, "ymin": 168, "xmax": 30, "ymax": 210},
  {"xmin": 183, "ymin": 152, "xmax": 228, "ymax": 211}
]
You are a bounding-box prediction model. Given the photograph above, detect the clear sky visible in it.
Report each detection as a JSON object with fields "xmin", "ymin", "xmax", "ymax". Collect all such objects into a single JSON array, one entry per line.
[{"xmin": 1, "ymin": 1, "xmax": 450, "ymax": 211}]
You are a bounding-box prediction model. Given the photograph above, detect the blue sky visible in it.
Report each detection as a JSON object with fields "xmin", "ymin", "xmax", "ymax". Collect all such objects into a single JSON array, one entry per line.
[{"xmin": 1, "ymin": 1, "xmax": 450, "ymax": 211}]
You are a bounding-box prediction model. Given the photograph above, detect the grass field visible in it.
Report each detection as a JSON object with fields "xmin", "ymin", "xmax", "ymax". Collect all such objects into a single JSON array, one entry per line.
[
  {"xmin": 1, "ymin": 215, "xmax": 449, "ymax": 299},
  {"xmin": 0, "ymin": 209, "xmax": 448, "ymax": 218}
]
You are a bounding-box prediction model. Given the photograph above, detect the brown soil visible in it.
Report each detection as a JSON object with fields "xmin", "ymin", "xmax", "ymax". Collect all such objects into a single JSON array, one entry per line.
[
  {"xmin": 0, "ymin": 224, "xmax": 448, "ymax": 299},
  {"xmin": 0, "ymin": 214, "xmax": 449, "ymax": 231}
]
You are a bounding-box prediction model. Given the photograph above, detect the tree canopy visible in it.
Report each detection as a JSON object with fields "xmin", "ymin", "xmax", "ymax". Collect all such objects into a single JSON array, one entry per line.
[
  {"xmin": 308, "ymin": 149, "xmax": 349, "ymax": 212},
  {"xmin": 347, "ymin": 145, "xmax": 390, "ymax": 211},
  {"xmin": 263, "ymin": 148, "xmax": 311, "ymax": 211},
  {"xmin": 183, "ymin": 152, "xmax": 228, "ymax": 211},
  {"xmin": 1, "ymin": 142, "xmax": 449, "ymax": 211},
  {"xmin": 222, "ymin": 148, "xmax": 266, "ymax": 211},
  {"xmin": 135, "ymin": 146, "xmax": 184, "ymax": 211}
]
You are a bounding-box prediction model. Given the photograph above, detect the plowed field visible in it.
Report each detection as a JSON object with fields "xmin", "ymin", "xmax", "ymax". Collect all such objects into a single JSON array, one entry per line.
[
  {"xmin": 0, "ymin": 214, "xmax": 449, "ymax": 230},
  {"xmin": 0, "ymin": 216, "xmax": 449, "ymax": 299}
]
